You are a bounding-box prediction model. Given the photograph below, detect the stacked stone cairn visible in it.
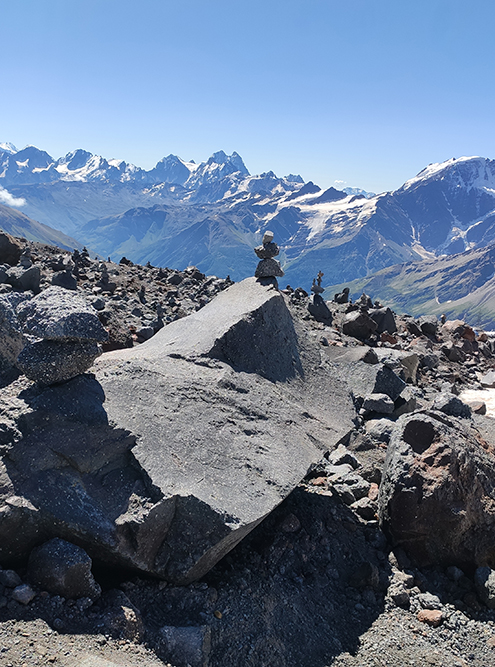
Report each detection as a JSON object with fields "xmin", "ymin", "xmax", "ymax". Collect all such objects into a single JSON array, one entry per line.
[
  {"xmin": 12, "ymin": 286, "xmax": 108, "ymax": 385},
  {"xmin": 254, "ymin": 231, "xmax": 284, "ymax": 279},
  {"xmin": 308, "ymin": 270, "xmax": 333, "ymax": 324}
]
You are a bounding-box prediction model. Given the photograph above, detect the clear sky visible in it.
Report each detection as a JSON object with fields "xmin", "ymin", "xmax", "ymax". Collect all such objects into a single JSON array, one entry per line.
[{"xmin": 1, "ymin": 0, "xmax": 495, "ymax": 193}]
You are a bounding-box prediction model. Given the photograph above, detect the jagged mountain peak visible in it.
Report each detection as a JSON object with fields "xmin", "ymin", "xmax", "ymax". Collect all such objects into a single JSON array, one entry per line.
[
  {"xmin": 204, "ymin": 150, "xmax": 249, "ymax": 175},
  {"xmin": 0, "ymin": 142, "xmax": 17, "ymax": 154},
  {"xmin": 58, "ymin": 149, "xmax": 94, "ymax": 170},
  {"xmin": 285, "ymin": 174, "xmax": 304, "ymax": 184}
]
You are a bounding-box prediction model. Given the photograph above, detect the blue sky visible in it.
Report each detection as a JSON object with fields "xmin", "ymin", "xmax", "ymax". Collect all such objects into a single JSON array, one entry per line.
[{"xmin": 1, "ymin": 0, "xmax": 494, "ymax": 192}]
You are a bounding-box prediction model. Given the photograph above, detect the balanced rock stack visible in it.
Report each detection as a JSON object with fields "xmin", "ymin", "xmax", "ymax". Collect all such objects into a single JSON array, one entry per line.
[
  {"xmin": 14, "ymin": 286, "xmax": 108, "ymax": 385},
  {"xmin": 308, "ymin": 270, "xmax": 333, "ymax": 324},
  {"xmin": 254, "ymin": 230, "xmax": 284, "ymax": 279}
]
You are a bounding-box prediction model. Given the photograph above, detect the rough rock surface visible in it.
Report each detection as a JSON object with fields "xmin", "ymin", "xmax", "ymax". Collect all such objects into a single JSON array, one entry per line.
[
  {"xmin": 378, "ymin": 411, "xmax": 495, "ymax": 569},
  {"xmin": 94, "ymin": 278, "xmax": 355, "ymax": 583},
  {"xmin": 0, "ymin": 231, "xmax": 23, "ymax": 265},
  {"xmin": 16, "ymin": 339, "xmax": 102, "ymax": 385},
  {"xmin": 342, "ymin": 310, "xmax": 378, "ymax": 339},
  {"xmin": 28, "ymin": 538, "xmax": 101, "ymax": 599},
  {"xmin": 16, "ymin": 286, "xmax": 108, "ymax": 342}
]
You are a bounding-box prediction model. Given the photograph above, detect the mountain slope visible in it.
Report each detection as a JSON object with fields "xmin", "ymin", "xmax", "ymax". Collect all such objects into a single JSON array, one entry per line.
[
  {"xmin": 325, "ymin": 243, "xmax": 495, "ymax": 328},
  {"xmin": 0, "ymin": 203, "xmax": 80, "ymax": 250}
]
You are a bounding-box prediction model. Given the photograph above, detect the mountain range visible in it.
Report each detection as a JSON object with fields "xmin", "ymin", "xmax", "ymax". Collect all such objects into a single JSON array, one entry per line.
[{"xmin": 2, "ymin": 143, "xmax": 495, "ymax": 321}]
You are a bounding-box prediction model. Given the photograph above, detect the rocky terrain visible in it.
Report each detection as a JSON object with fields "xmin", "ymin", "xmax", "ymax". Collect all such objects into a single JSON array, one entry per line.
[
  {"xmin": 326, "ymin": 242, "xmax": 495, "ymax": 330},
  {"xmin": 2, "ymin": 230, "xmax": 495, "ymax": 666}
]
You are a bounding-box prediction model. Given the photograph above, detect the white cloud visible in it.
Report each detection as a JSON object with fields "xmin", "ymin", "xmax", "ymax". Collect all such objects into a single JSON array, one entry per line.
[
  {"xmin": 334, "ymin": 179, "xmax": 346, "ymax": 185},
  {"xmin": 0, "ymin": 187, "xmax": 25, "ymax": 207}
]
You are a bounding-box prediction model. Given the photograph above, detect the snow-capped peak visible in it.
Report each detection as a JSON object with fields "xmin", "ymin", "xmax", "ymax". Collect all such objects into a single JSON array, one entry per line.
[
  {"xmin": 402, "ymin": 156, "xmax": 492, "ymax": 191},
  {"xmin": 0, "ymin": 142, "xmax": 17, "ymax": 154}
]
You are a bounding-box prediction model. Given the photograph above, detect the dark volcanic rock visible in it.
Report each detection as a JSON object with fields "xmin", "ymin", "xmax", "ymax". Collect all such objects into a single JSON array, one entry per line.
[
  {"xmin": 342, "ymin": 310, "xmax": 377, "ymax": 340},
  {"xmin": 431, "ymin": 393, "xmax": 471, "ymax": 419},
  {"xmin": 0, "ymin": 231, "xmax": 23, "ymax": 266},
  {"xmin": 378, "ymin": 412, "xmax": 495, "ymax": 569},
  {"xmin": 16, "ymin": 286, "xmax": 108, "ymax": 342},
  {"xmin": 16, "ymin": 340, "xmax": 102, "ymax": 385},
  {"xmin": 307, "ymin": 294, "xmax": 332, "ymax": 324},
  {"xmin": 0, "ymin": 295, "xmax": 25, "ymax": 371},
  {"xmin": 369, "ymin": 307, "xmax": 397, "ymax": 334},
  {"xmin": 51, "ymin": 269, "xmax": 77, "ymax": 290},
  {"xmin": 28, "ymin": 538, "xmax": 101, "ymax": 599},
  {"xmin": 6, "ymin": 265, "xmax": 41, "ymax": 293}
]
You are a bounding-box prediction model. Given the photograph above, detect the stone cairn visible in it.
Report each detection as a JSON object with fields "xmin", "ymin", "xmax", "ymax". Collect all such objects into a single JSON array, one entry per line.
[
  {"xmin": 254, "ymin": 231, "xmax": 284, "ymax": 279},
  {"xmin": 308, "ymin": 270, "xmax": 332, "ymax": 324}
]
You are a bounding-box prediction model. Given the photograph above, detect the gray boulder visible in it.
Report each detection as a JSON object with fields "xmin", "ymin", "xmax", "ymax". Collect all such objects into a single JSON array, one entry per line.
[
  {"xmin": 16, "ymin": 286, "xmax": 108, "ymax": 342},
  {"xmin": 28, "ymin": 538, "xmax": 101, "ymax": 599},
  {"xmin": 363, "ymin": 393, "xmax": 395, "ymax": 414},
  {"xmin": 337, "ymin": 361, "xmax": 407, "ymax": 403},
  {"xmin": 374, "ymin": 349, "xmax": 419, "ymax": 384},
  {"xmin": 0, "ymin": 295, "xmax": 25, "ymax": 372},
  {"xmin": 342, "ymin": 311, "xmax": 377, "ymax": 340},
  {"xmin": 6, "ymin": 265, "xmax": 41, "ymax": 294},
  {"xmin": 0, "ymin": 278, "xmax": 356, "ymax": 584},
  {"xmin": 0, "ymin": 232, "xmax": 23, "ymax": 266},
  {"xmin": 442, "ymin": 342, "xmax": 466, "ymax": 363},
  {"xmin": 51, "ymin": 270, "xmax": 77, "ymax": 290},
  {"xmin": 432, "ymin": 393, "xmax": 471, "ymax": 419},
  {"xmin": 379, "ymin": 412, "xmax": 495, "ymax": 568},
  {"xmin": 307, "ymin": 295, "xmax": 332, "ymax": 324},
  {"xmin": 369, "ymin": 307, "xmax": 397, "ymax": 334},
  {"xmin": 419, "ymin": 315, "xmax": 438, "ymax": 336},
  {"xmin": 16, "ymin": 340, "xmax": 102, "ymax": 385}
]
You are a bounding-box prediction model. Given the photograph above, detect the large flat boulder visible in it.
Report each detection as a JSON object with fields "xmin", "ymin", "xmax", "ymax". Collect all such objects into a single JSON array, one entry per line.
[{"xmin": 0, "ymin": 278, "xmax": 356, "ymax": 584}]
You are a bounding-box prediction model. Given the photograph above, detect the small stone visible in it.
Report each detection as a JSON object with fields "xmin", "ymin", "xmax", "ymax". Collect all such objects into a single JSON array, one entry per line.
[
  {"xmin": 432, "ymin": 393, "xmax": 471, "ymax": 419},
  {"xmin": 332, "ymin": 484, "xmax": 356, "ymax": 505},
  {"xmin": 417, "ymin": 592, "xmax": 442, "ymax": 610},
  {"xmin": 368, "ymin": 483, "xmax": 379, "ymax": 501},
  {"xmin": 328, "ymin": 444, "xmax": 360, "ymax": 469},
  {"xmin": 388, "ymin": 583, "xmax": 410, "ymax": 607},
  {"xmin": 342, "ymin": 310, "xmax": 377, "ymax": 340},
  {"xmin": 279, "ymin": 513, "xmax": 301, "ymax": 533},
  {"xmin": 468, "ymin": 401, "xmax": 487, "ymax": 415},
  {"xmin": 214, "ymin": 610, "xmax": 222, "ymax": 619},
  {"xmin": 363, "ymin": 393, "xmax": 395, "ymax": 414},
  {"xmin": 417, "ymin": 609, "xmax": 443, "ymax": 627},
  {"xmin": 11, "ymin": 584, "xmax": 35, "ymax": 605},
  {"xmin": 481, "ymin": 370, "xmax": 495, "ymax": 388},
  {"xmin": 0, "ymin": 570, "xmax": 22, "ymax": 588},
  {"xmin": 351, "ymin": 497, "xmax": 377, "ymax": 521},
  {"xmin": 333, "ymin": 287, "xmax": 350, "ymax": 304},
  {"xmin": 28, "ymin": 538, "xmax": 101, "ymax": 600},
  {"xmin": 51, "ymin": 270, "xmax": 77, "ymax": 290},
  {"xmin": 419, "ymin": 316, "xmax": 438, "ymax": 336}
]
